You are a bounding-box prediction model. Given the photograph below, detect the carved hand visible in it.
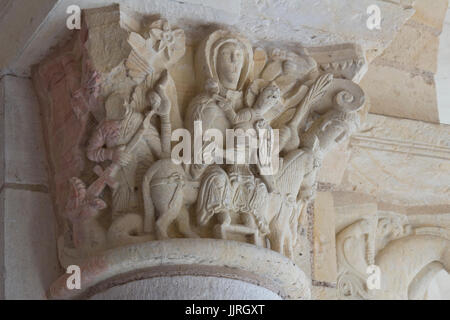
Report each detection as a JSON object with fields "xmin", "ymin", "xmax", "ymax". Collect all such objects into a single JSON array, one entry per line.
[
  {"xmin": 149, "ymin": 70, "xmax": 172, "ymax": 117},
  {"xmin": 112, "ymin": 146, "xmax": 133, "ymax": 167},
  {"xmin": 216, "ymin": 96, "xmax": 233, "ymax": 111}
]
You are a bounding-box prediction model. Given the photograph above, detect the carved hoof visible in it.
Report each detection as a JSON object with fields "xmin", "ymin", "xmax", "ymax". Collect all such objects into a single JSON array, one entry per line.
[{"xmin": 155, "ymin": 224, "xmax": 170, "ymax": 240}]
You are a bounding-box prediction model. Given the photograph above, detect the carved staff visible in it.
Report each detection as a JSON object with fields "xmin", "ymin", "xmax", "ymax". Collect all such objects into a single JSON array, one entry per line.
[{"xmin": 281, "ymin": 73, "xmax": 334, "ymax": 152}]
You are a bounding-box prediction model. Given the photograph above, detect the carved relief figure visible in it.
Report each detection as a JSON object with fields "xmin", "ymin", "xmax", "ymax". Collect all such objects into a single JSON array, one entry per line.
[
  {"xmin": 142, "ymin": 72, "xmax": 199, "ymax": 239},
  {"xmin": 336, "ymin": 212, "xmax": 450, "ymax": 300},
  {"xmin": 86, "ymin": 89, "xmax": 161, "ymax": 218},
  {"xmin": 55, "ymin": 17, "xmax": 366, "ymax": 265}
]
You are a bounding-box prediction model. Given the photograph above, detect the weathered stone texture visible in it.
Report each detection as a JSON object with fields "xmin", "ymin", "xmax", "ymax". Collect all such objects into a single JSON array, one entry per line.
[{"xmin": 341, "ymin": 114, "xmax": 450, "ymax": 206}]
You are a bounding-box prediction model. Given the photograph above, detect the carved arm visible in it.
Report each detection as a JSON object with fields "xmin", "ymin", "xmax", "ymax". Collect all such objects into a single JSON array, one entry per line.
[{"xmin": 86, "ymin": 120, "xmax": 119, "ymax": 162}]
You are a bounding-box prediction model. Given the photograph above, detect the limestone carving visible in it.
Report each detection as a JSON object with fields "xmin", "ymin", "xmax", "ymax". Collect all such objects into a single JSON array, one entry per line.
[
  {"xmin": 336, "ymin": 211, "xmax": 450, "ymax": 300},
  {"xmin": 33, "ymin": 9, "xmax": 366, "ymax": 268}
]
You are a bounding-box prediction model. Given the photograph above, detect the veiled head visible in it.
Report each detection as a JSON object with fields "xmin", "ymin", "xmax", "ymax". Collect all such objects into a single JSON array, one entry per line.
[
  {"xmin": 216, "ymin": 41, "xmax": 245, "ymax": 90},
  {"xmin": 196, "ymin": 30, "xmax": 253, "ymax": 92}
]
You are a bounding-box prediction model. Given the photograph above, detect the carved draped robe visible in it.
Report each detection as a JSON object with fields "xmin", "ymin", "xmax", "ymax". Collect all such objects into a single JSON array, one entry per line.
[{"xmin": 86, "ymin": 111, "xmax": 161, "ymax": 218}]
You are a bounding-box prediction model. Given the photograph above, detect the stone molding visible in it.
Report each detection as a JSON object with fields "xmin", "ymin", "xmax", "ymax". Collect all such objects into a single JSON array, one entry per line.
[
  {"xmin": 49, "ymin": 239, "xmax": 311, "ymax": 300},
  {"xmin": 350, "ymin": 135, "xmax": 450, "ymax": 161}
]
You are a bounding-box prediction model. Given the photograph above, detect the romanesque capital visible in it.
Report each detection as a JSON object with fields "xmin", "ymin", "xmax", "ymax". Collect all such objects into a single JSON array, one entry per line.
[{"xmin": 32, "ymin": 4, "xmax": 368, "ymax": 299}]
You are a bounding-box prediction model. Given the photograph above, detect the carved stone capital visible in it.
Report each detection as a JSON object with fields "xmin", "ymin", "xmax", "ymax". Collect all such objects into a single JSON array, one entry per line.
[{"xmin": 32, "ymin": 4, "xmax": 368, "ymax": 299}]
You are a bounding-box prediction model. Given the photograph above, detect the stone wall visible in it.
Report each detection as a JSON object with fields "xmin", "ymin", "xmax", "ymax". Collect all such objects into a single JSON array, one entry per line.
[
  {"xmin": 311, "ymin": 0, "xmax": 450, "ymax": 300},
  {"xmin": 0, "ymin": 76, "xmax": 61, "ymax": 299},
  {"xmin": 362, "ymin": 0, "xmax": 449, "ymax": 123}
]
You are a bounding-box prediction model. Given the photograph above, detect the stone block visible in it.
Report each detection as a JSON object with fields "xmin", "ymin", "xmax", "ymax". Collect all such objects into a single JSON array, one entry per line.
[
  {"xmin": 411, "ymin": 0, "xmax": 449, "ymax": 32},
  {"xmin": 0, "ymin": 0, "xmax": 58, "ymax": 74},
  {"xmin": 360, "ymin": 64, "xmax": 439, "ymax": 123},
  {"xmin": 379, "ymin": 24, "xmax": 440, "ymax": 73},
  {"xmin": 2, "ymin": 0, "xmax": 414, "ymax": 76},
  {"xmin": 436, "ymin": 8, "xmax": 450, "ymax": 125},
  {"xmin": 311, "ymin": 285, "xmax": 337, "ymax": 300},
  {"xmin": 341, "ymin": 114, "xmax": 450, "ymax": 206},
  {"xmin": 171, "ymin": 0, "xmax": 241, "ymax": 16},
  {"xmin": 318, "ymin": 140, "xmax": 352, "ymax": 186},
  {"xmin": 332, "ymin": 191, "xmax": 378, "ymax": 233},
  {"xmin": 0, "ymin": 76, "xmax": 4, "ymax": 188},
  {"xmin": 0, "ymin": 76, "xmax": 49, "ymax": 187},
  {"xmin": 313, "ymin": 192, "xmax": 338, "ymax": 283},
  {"xmin": 1, "ymin": 188, "xmax": 60, "ymax": 300}
]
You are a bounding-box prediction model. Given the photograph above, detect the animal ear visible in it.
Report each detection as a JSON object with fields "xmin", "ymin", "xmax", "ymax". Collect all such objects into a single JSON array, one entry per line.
[
  {"xmin": 312, "ymin": 136, "xmax": 320, "ymax": 151},
  {"xmin": 157, "ymin": 69, "xmax": 169, "ymax": 87},
  {"xmin": 252, "ymin": 47, "xmax": 267, "ymax": 80}
]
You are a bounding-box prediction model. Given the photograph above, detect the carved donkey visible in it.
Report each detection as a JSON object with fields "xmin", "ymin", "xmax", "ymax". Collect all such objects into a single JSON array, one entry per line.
[
  {"xmin": 264, "ymin": 72, "xmax": 363, "ymax": 257},
  {"xmin": 142, "ymin": 72, "xmax": 198, "ymax": 239},
  {"xmin": 265, "ymin": 148, "xmax": 315, "ymax": 258}
]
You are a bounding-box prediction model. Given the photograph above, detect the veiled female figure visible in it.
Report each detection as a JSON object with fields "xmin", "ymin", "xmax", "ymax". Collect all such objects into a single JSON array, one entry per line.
[{"xmin": 185, "ymin": 30, "xmax": 254, "ymax": 150}]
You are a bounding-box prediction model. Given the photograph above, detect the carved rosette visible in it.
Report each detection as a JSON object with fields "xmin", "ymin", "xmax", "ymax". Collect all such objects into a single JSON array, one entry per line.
[{"xmin": 32, "ymin": 4, "xmax": 368, "ymax": 299}]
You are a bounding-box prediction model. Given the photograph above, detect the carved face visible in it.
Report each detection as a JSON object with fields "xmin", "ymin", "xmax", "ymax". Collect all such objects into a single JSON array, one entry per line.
[
  {"xmin": 317, "ymin": 120, "xmax": 348, "ymax": 151},
  {"xmin": 216, "ymin": 42, "xmax": 244, "ymax": 90}
]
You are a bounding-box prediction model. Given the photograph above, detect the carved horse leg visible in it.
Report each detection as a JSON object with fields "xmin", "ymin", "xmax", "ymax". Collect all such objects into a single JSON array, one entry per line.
[
  {"xmin": 266, "ymin": 149, "xmax": 313, "ymax": 256},
  {"xmin": 213, "ymin": 211, "xmax": 232, "ymax": 240},
  {"xmin": 151, "ymin": 174, "xmax": 184, "ymax": 239},
  {"xmin": 269, "ymin": 229, "xmax": 285, "ymax": 255},
  {"xmin": 241, "ymin": 212, "xmax": 265, "ymax": 246},
  {"xmin": 143, "ymin": 159, "xmax": 199, "ymax": 239},
  {"xmin": 176, "ymin": 206, "xmax": 199, "ymax": 238},
  {"xmin": 155, "ymin": 205, "xmax": 181, "ymax": 239},
  {"xmin": 284, "ymin": 230, "xmax": 294, "ymax": 259}
]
